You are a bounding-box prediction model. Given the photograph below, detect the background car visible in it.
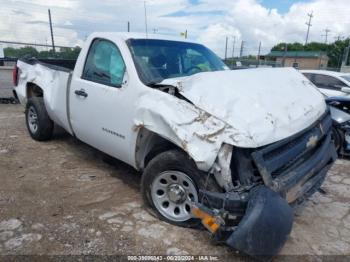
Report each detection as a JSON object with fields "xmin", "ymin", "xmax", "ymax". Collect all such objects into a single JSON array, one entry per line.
[
  {"xmin": 301, "ymin": 70, "xmax": 350, "ymax": 97},
  {"xmin": 326, "ymin": 96, "xmax": 350, "ymax": 155}
]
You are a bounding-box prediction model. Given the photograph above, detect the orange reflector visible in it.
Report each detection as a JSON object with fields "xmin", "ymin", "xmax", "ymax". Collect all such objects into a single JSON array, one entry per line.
[{"xmin": 191, "ymin": 206, "xmax": 219, "ymax": 233}]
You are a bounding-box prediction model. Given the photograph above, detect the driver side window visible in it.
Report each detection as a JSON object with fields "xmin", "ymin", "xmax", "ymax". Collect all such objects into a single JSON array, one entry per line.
[{"xmin": 82, "ymin": 39, "xmax": 126, "ymax": 87}]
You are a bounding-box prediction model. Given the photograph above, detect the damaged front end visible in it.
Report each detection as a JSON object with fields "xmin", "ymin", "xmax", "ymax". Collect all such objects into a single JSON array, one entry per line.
[{"xmin": 192, "ymin": 110, "xmax": 337, "ymax": 259}]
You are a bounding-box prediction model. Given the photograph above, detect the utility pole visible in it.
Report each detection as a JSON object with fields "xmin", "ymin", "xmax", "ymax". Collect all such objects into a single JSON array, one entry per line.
[
  {"xmin": 343, "ymin": 39, "xmax": 350, "ymax": 67},
  {"xmin": 334, "ymin": 35, "xmax": 344, "ymax": 41},
  {"xmin": 257, "ymin": 41, "xmax": 261, "ymax": 63},
  {"xmin": 144, "ymin": 1, "xmax": 148, "ymax": 38},
  {"xmin": 282, "ymin": 43, "xmax": 288, "ymax": 67},
  {"xmin": 127, "ymin": 21, "xmax": 130, "ymax": 32},
  {"xmin": 231, "ymin": 36, "xmax": 236, "ymax": 68},
  {"xmin": 224, "ymin": 36, "xmax": 228, "ymax": 61},
  {"xmin": 48, "ymin": 9, "xmax": 55, "ymax": 53},
  {"xmin": 239, "ymin": 40, "xmax": 245, "ymax": 58},
  {"xmin": 305, "ymin": 11, "xmax": 313, "ymax": 45},
  {"xmin": 322, "ymin": 28, "xmax": 331, "ymax": 44}
]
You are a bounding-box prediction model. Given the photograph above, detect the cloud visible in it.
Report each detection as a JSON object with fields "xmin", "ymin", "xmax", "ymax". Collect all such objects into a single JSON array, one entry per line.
[{"xmin": 1, "ymin": 0, "xmax": 349, "ymax": 57}]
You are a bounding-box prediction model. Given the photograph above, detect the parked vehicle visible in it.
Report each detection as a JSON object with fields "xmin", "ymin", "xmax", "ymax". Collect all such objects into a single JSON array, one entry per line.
[
  {"xmin": 13, "ymin": 32, "xmax": 336, "ymax": 258},
  {"xmin": 327, "ymin": 96, "xmax": 350, "ymax": 155},
  {"xmin": 301, "ymin": 69, "xmax": 350, "ymax": 97}
]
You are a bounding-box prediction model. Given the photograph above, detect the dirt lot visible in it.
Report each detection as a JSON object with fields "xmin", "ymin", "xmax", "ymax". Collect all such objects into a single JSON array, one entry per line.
[{"xmin": 0, "ymin": 103, "xmax": 350, "ymax": 260}]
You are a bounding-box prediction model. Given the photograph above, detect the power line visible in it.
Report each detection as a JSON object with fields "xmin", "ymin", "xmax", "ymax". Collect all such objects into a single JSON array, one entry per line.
[
  {"xmin": 305, "ymin": 11, "xmax": 314, "ymax": 45},
  {"xmin": 0, "ymin": 40, "xmax": 72, "ymax": 48}
]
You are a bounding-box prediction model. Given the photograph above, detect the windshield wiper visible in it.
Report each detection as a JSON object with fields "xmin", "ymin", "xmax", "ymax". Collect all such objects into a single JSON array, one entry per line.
[{"xmin": 145, "ymin": 82, "xmax": 162, "ymax": 87}]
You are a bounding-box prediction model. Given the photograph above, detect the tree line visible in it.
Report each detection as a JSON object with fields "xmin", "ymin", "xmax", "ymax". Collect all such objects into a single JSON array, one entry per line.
[{"xmin": 4, "ymin": 46, "xmax": 81, "ymax": 60}]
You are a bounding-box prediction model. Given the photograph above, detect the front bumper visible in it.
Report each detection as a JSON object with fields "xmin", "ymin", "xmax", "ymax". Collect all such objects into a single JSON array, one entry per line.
[
  {"xmin": 251, "ymin": 109, "xmax": 337, "ymax": 203},
  {"xmin": 193, "ymin": 110, "xmax": 337, "ymax": 259}
]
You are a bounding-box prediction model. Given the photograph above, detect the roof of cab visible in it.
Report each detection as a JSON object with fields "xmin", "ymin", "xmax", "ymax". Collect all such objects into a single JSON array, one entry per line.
[{"xmin": 88, "ymin": 32, "xmax": 197, "ymax": 44}]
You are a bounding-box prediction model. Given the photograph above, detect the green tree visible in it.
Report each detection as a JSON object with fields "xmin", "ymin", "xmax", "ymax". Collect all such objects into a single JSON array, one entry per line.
[
  {"xmin": 3, "ymin": 46, "xmax": 81, "ymax": 60},
  {"xmin": 4, "ymin": 46, "xmax": 39, "ymax": 58}
]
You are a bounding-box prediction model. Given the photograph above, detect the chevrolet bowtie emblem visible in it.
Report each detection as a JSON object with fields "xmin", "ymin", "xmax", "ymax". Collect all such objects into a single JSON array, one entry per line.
[{"xmin": 307, "ymin": 135, "xmax": 318, "ymax": 148}]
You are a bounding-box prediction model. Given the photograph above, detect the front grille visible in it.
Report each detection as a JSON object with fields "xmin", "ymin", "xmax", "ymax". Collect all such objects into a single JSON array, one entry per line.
[{"xmin": 251, "ymin": 109, "xmax": 337, "ymax": 198}]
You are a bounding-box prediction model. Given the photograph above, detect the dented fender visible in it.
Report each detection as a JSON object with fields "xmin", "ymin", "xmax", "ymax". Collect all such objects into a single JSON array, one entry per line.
[{"xmin": 134, "ymin": 91, "xmax": 234, "ymax": 171}]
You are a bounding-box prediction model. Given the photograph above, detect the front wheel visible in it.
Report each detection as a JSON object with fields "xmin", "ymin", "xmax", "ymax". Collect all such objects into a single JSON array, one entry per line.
[
  {"xmin": 331, "ymin": 126, "xmax": 344, "ymax": 153},
  {"xmin": 25, "ymin": 97, "xmax": 54, "ymax": 141},
  {"xmin": 141, "ymin": 149, "xmax": 220, "ymax": 228}
]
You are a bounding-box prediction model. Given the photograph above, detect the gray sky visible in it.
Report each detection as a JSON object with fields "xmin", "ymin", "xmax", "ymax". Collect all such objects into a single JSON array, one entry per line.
[{"xmin": 1, "ymin": 0, "xmax": 350, "ymax": 57}]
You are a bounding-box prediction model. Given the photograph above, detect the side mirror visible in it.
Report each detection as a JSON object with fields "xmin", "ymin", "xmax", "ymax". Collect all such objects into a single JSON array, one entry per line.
[{"xmin": 341, "ymin": 87, "xmax": 350, "ymax": 94}]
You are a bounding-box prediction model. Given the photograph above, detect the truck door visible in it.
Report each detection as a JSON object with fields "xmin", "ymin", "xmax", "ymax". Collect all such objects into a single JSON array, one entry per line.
[{"xmin": 69, "ymin": 38, "xmax": 133, "ymax": 164}]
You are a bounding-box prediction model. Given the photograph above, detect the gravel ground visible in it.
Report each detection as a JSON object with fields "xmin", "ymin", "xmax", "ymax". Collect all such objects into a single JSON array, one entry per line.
[{"xmin": 0, "ymin": 104, "xmax": 349, "ymax": 261}]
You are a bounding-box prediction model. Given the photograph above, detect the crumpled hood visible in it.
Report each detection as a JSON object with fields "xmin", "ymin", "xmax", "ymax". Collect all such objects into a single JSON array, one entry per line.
[{"xmin": 161, "ymin": 67, "xmax": 326, "ymax": 148}]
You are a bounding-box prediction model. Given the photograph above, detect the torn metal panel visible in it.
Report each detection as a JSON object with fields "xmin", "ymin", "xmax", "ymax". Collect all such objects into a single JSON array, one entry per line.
[
  {"xmin": 134, "ymin": 90, "xmax": 231, "ymax": 171},
  {"xmin": 161, "ymin": 68, "xmax": 327, "ymax": 148},
  {"xmin": 215, "ymin": 144, "xmax": 234, "ymax": 191}
]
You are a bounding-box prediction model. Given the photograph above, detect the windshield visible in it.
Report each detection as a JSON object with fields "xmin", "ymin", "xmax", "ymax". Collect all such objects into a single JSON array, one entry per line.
[
  {"xmin": 341, "ymin": 75, "xmax": 350, "ymax": 82},
  {"xmin": 127, "ymin": 39, "xmax": 228, "ymax": 85}
]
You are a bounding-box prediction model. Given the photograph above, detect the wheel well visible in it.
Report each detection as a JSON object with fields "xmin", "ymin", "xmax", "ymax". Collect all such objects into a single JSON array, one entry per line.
[
  {"xmin": 135, "ymin": 128, "xmax": 184, "ymax": 170},
  {"xmin": 144, "ymin": 141, "xmax": 178, "ymax": 168},
  {"xmin": 27, "ymin": 83, "xmax": 43, "ymax": 98}
]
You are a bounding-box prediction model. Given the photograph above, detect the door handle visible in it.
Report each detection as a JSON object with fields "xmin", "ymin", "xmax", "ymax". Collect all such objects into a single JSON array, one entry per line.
[{"xmin": 74, "ymin": 89, "xmax": 88, "ymax": 98}]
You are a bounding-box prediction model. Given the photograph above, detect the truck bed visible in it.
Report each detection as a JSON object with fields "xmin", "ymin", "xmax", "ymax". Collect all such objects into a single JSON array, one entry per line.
[
  {"xmin": 15, "ymin": 59, "xmax": 75, "ymax": 135},
  {"xmin": 21, "ymin": 58, "xmax": 77, "ymax": 72}
]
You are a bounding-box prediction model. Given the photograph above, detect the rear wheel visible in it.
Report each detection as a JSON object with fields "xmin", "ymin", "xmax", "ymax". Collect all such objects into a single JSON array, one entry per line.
[
  {"xmin": 25, "ymin": 97, "xmax": 54, "ymax": 141},
  {"xmin": 141, "ymin": 149, "xmax": 220, "ymax": 227}
]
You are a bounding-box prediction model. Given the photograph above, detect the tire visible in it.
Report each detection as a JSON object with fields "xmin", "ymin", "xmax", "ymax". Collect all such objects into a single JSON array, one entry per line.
[
  {"xmin": 141, "ymin": 149, "xmax": 220, "ymax": 228},
  {"xmin": 331, "ymin": 126, "xmax": 344, "ymax": 154},
  {"xmin": 25, "ymin": 97, "xmax": 54, "ymax": 141}
]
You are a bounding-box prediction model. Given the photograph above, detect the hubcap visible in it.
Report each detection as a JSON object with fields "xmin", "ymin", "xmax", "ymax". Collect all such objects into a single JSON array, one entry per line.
[
  {"xmin": 151, "ymin": 171, "xmax": 198, "ymax": 222},
  {"xmin": 28, "ymin": 106, "xmax": 38, "ymax": 134},
  {"xmin": 167, "ymin": 184, "xmax": 186, "ymax": 204}
]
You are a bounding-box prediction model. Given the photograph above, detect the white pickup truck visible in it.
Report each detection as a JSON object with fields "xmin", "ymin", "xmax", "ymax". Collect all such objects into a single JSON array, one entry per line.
[{"xmin": 13, "ymin": 32, "xmax": 337, "ymax": 258}]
